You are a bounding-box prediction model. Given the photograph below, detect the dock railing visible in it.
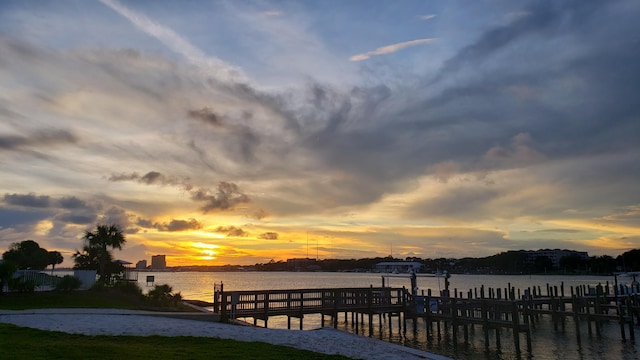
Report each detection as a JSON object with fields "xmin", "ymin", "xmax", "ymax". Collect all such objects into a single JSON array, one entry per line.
[{"xmin": 217, "ymin": 286, "xmax": 407, "ymax": 324}]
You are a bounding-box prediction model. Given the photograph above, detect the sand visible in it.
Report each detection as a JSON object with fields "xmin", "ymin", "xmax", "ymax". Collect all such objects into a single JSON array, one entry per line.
[{"xmin": 0, "ymin": 308, "xmax": 451, "ymax": 360}]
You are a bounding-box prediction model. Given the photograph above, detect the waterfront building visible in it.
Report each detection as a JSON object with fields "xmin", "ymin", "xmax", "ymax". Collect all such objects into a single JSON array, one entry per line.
[
  {"xmin": 525, "ymin": 249, "xmax": 589, "ymax": 269},
  {"xmin": 151, "ymin": 255, "xmax": 166, "ymax": 270},
  {"xmin": 374, "ymin": 261, "xmax": 423, "ymax": 273}
]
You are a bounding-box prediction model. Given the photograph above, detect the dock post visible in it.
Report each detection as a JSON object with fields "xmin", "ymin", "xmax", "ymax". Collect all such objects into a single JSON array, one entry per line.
[
  {"xmin": 220, "ymin": 291, "xmax": 228, "ymax": 323},
  {"xmin": 451, "ymin": 297, "xmax": 458, "ymax": 341},
  {"xmin": 627, "ymin": 297, "xmax": 635, "ymax": 340},
  {"xmin": 263, "ymin": 292, "xmax": 269, "ymax": 328},
  {"xmin": 333, "ymin": 290, "xmax": 339, "ymax": 328},
  {"xmin": 482, "ymin": 300, "xmax": 489, "ymax": 349},
  {"xmin": 552, "ymin": 295, "xmax": 558, "ymax": 331},
  {"xmin": 595, "ymin": 285, "xmax": 602, "ymax": 337},
  {"xmin": 512, "ymin": 301, "xmax": 521, "ymax": 354},
  {"xmin": 617, "ymin": 297, "xmax": 626, "ymax": 340},
  {"xmin": 368, "ymin": 286, "xmax": 374, "ymax": 336},
  {"xmin": 572, "ymin": 295, "xmax": 581, "ymax": 345},
  {"xmin": 401, "ymin": 287, "xmax": 407, "ymax": 334},
  {"xmin": 522, "ymin": 298, "xmax": 532, "ymax": 352}
]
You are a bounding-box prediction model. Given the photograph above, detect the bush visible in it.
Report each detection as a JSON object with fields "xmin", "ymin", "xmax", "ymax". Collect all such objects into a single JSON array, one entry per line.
[
  {"xmin": 146, "ymin": 284, "xmax": 182, "ymax": 308},
  {"xmin": 55, "ymin": 275, "xmax": 82, "ymax": 291},
  {"xmin": 8, "ymin": 278, "xmax": 35, "ymax": 293},
  {"xmin": 113, "ymin": 281, "xmax": 143, "ymax": 296}
]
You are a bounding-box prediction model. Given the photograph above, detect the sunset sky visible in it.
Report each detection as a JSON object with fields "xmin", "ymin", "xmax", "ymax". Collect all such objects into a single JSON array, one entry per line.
[{"xmin": 1, "ymin": 0, "xmax": 639, "ymax": 268}]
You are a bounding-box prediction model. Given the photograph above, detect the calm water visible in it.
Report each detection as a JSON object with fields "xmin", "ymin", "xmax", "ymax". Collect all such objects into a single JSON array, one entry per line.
[{"xmin": 134, "ymin": 272, "xmax": 640, "ymax": 360}]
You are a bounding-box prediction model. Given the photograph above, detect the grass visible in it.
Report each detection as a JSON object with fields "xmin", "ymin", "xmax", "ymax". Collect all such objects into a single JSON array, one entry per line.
[
  {"xmin": 0, "ymin": 290, "xmax": 145, "ymax": 310},
  {"xmin": 0, "ymin": 287, "xmax": 350, "ymax": 360},
  {"xmin": 0, "ymin": 323, "xmax": 349, "ymax": 360}
]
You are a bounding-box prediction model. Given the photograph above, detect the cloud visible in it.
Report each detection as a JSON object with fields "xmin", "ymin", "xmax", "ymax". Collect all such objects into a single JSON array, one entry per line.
[
  {"xmin": 0, "ymin": 1, "xmax": 638, "ymax": 263},
  {"xmin": 187, "ymin": 108, "xmax": 224, "ymax": 127},
  {"xmin": 98, "ymin": 0, "xmax": 248, "ymax": 84},
  {"xmin": 418, "ymin": 14, "xmax": 437, "ymax": 21},
  {"xmin": 0, "ymin": 130, "xmax": 77, "ymax": 151},
  {"xmin": 250, "ymin": 209, "xmax": 268, "ymax": 220},
  {"xmin": 54, "ymin": 213, "xmax": 96, "ymax": 225},
  {"xmin": 483, "ymin": 133, "xmax": 545, "ymax": 168},
  {"xmin": 3, "ymin": 193, "xmax": 51, "ymax": 208},
  {"xmin": 58, "ymin": 196, "xmax": 90, "ymax": 210},
  {"xmin": 258, "ymin": 232, "xmax": 279, "ymax": 240},
  {"xmin": 108, "ymin": 171, "xmax": 192, "ymax": 190},
  {"xmin": 350, "ymin": 38, "xmax": 436, "ymax": 61},
  {"xmin": 191, "ymin": 182, "xmax": 250, "ymax": 213},
  {"xmin": 216, "ymin": 226, "xmax": 249, "ymax": 237},
  {"xmin": 260, "ymin": 11, "xmax": 282, "ymax": 17},
  {"xmin": 155, "ymin": 218, "xmax": 202, "ymax": 232}
]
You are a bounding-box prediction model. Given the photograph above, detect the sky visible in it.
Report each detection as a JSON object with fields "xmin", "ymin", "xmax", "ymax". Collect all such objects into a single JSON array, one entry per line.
[{"xmin": 1, "ymin": 0, "xmax": 639, "ymax": 268}]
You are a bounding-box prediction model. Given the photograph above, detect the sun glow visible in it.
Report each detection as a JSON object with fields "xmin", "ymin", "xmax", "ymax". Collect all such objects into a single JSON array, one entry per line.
[{"xmin": 192, "ymin": 242, "xmax": 220, "ymax": 260}]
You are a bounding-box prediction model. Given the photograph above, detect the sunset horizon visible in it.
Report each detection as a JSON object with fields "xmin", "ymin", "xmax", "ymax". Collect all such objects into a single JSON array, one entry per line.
[{"xmin": 1, "ymin": 0, "xmax": 638, "ymax": 268}]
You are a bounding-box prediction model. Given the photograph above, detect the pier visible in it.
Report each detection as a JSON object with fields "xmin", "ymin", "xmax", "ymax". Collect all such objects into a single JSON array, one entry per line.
[{"xmin": 213, "ymin": 280, "xmax": 640, "ymax": 355}]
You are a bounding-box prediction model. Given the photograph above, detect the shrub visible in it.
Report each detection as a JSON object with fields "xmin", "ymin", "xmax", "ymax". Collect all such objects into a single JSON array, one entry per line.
[
  {"xmin": 146, "ymin": 284, "xmax": 182, "ymax": 308},
  {"xmin": 8, "ymin": 278, "xmax": 35, "ymax": 293},
  {"xmin": 113, "ymin": 281, "xmax": 143, "ymax": 296},
  {"xmin": 55, "ymin": 275, "xmax": 82, "ymax": 291}
]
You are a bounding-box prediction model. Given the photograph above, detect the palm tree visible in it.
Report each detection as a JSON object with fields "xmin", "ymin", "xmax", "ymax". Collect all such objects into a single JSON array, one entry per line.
[
  {"xmin": 75, "ymin": 224, "xmax": 126, "ymax": 283},
  {"xmin": 47, "ymin": 251, "xmax": 64, "ymax": 276}
]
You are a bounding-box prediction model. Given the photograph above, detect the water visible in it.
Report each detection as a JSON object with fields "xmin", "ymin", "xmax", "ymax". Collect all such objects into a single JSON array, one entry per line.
[{"xmin": 134, "ymin": 271, "xmax": 640, "ymax": 360}]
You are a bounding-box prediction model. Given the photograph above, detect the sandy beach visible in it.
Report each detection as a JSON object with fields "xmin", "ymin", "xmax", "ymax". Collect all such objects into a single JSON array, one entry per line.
[{"xmin": 0, "ymin": 308, "xmax": 451, "ymax": 360}]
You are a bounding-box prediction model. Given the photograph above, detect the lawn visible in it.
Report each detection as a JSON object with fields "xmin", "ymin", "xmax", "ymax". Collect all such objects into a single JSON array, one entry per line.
[
  {"xmin": 0, "ymin": 323, "xmax": 349, "ymax": 359},
  {"xmin": 0, "ymin": 288, "xmax": 350, "ymax": 360}
]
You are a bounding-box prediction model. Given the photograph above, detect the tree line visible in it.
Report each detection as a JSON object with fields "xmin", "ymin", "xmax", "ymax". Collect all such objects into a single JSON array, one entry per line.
[
  {"xmin": 1, "ymin": 224, "xmax": 127, "ymax": 292},
  {"xmin": 249, "ymin": 249, "xmax": 640, "ymax": 275}
]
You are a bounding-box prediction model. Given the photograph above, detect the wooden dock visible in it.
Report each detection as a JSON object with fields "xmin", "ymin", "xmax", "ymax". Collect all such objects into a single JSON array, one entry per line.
[
  {"xmin": 215, "ymin": 285, "xmax": 407, "ymax": 330},
  {"xmin": 213, "ymin": 281, "xmax": 640, "ymax": 355}
]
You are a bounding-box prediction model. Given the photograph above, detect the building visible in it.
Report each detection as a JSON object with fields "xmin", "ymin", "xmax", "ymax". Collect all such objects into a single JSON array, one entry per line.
[
  {"xmin": 151, "ymin": 255, "xmax": 166, "ymax": 270},
  {"xmin": 286, "ymin": 258, "xmax": 320, "ymax": 271},
  {"xmin": 135, "ymin": 260, "xmax": 147, "ymax": 269},
  {"xmin": 374, "ymin": 261, "xmax": 423, "ymax": 273},
  {"xmin": 525, "ymin": 249, "xmax": 589, "ymax": 269}
]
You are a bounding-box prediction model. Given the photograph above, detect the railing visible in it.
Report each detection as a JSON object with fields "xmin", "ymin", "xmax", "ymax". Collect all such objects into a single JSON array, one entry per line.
[
  {"xmin": 216, "ymin": 286, "xmax": 408, "ymax": 322},
  {"xmin": 13, "ymin": 270, "xmax": 60, "ymax": 289}
]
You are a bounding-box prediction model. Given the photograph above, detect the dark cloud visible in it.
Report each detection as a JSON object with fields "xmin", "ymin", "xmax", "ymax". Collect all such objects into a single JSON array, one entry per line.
[
  {"xmin": 108, "ymin": 171, "xmax": 193, "ymax": 190},
  {"xmin": 191, "ymin": 181, "xmax": 250, "ymax": 213},
  {"xmin": 136, "ymin": 218, "xmax": 154, "ymax": 228},
  {"xmin": 258, "ymin": 232, "xmax": 278, "ymax": 240},
  {"xmin": 3, "ymin": 193, "xmax": 51, "ymax": 208},
  {"xmin": 0, "ymin": 208, "xmax": 50, "ymax": 228},
  {"xmin": 108, "ymin": 173, "xmax": 141, "ymax": 182},
  {"xmin": 187, "ymin": 107, "xmax": 224, "ymax": 126},
  {"xmin": 57, "ymin": 196, "xmax": 89, "ymax": 209},
  {"xmin": 429, "ymin": 0, "xmax": 600, "ymax": 85},
  {"xmin": 185, "ymin": 107, "xmax": 261, "ymax": 164},
  {"xmin": 98, "ymin": 207, "xmax": 133, "ymax": 231},
  {"xmin": 55, "ymin": 213, "xmax": 95, "ymax": 225},
  {"xmin": 216, "ymin": 226, "xmax": 249, "ymax": 237},
  {"xmin": 139, "ymin": 171, "xmax": 164, "ymax": 185},
  {"xmin": 0, "ymin": 129, "xmax": 77, "ymax": 151},
  {"xmin": 250, "ymin": 209, "xmax": 268, "ymax": 220},
  {"xmin": 532, "ymin": 229, "xmax": 582, "ymax": 234},
  {"xmin": 155, "ymin": 218, "xmax": 202, "ymax": 232}
]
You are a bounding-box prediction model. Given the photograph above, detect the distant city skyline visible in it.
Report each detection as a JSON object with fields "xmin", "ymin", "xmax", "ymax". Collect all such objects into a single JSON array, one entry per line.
[{"xmin": 1, "ymin": 1, "xmax": 639, "ymax": 267}]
